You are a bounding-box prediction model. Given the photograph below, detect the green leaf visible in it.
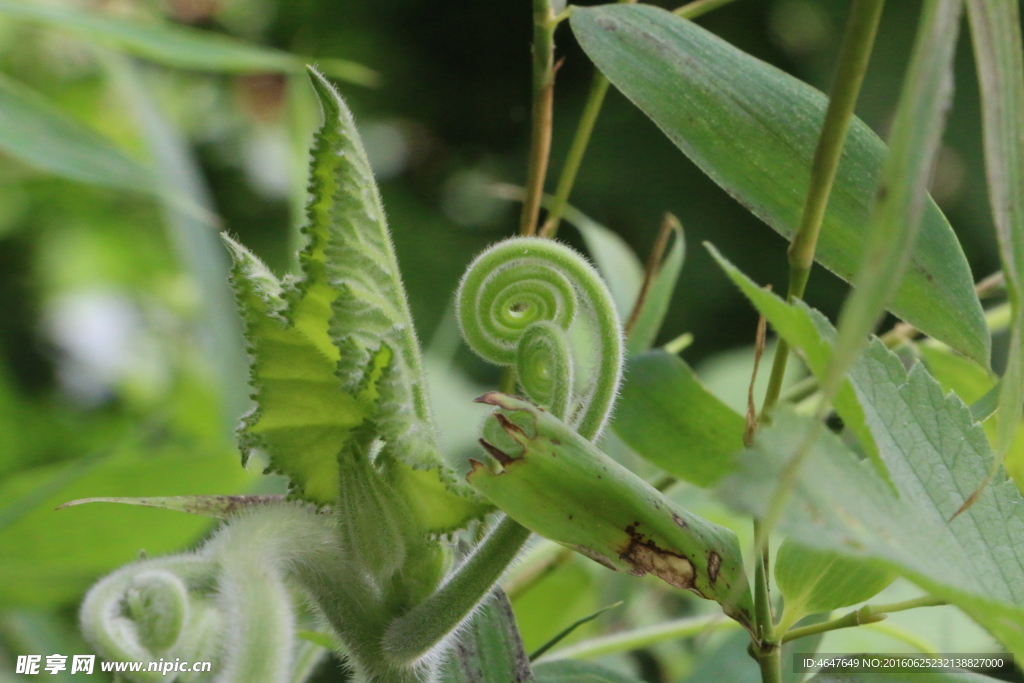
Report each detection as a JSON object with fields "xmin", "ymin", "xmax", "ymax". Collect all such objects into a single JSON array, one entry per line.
[
  {"xmin": 569, "ymin": 4, "xmax": 988, "ymax": 366},
  {"xmin": 0, "ymin": 441, "xmax": 253, "ymax": 606},
  {"xmin": 227, "ymin": 71, "xmax": 485, "ymax": 523},
  {"xmin": 966, "ymin": 0, "xmax": 1024, "ymax": 457},
  {"xmin": 611, "ymin": 349, "xmax": 744, "ymax": 487},
  {"xmin": 918, "ymin": 342, "xmax": 995, "ymax": 407},
  {"xmin": 719, "ymin": 344, "xmax": 1024, "ymax": 657},
  {"xmin": 775, "ymin": 540, "xmax": 895, "ymax": 626},
  {"xmin": 56, "ymin": 494, "xmax": 287, "ymax": 519},
  {"xmin": 534, "ymin": 660, "xmax": 643, "ymax": 683},
  {"xmin": 0, "ymin": 72, "xmax": 152, "ymax": 193},
  {"xmin": 708, "ymin": 246, "xmax": 881, "ymax": 473},
  {"xmin": 572, "ymin": 208, "xmax": 644, "ymax": 321},
  {"xmin": 469, "ymin": 393, "xmax": 754, "ymax": 630},
  {"xmin": 626, "ymin": 217, "xmax": 685, "ymax": 356},
  {"xmin": 826, "ymin": 0, "xmax": 968, "ymax": 399},
  {"xmin": 0, "ymin": 0, "xmax": 376, "ymax": 85},
  {"xmin": 442, "ymin": 587, "xmax": 535, "ymax": 682},
  {"xmin": 225, "ymin": 235, "xmax": 365, "ymax": 504}
]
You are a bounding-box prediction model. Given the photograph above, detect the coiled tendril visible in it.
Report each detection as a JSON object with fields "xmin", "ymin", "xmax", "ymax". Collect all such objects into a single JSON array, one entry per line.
[{"xmin": 456, "ymin": 237, "xmax": 623, "ymax": 440}]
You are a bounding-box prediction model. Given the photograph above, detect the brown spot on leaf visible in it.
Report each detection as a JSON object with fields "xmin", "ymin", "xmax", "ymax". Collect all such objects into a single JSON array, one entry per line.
[
  {"xmin": 672, "ymin": 513, "xmax": 689, "ymax": 529},
  {"xmin": 619, "ymin": 525, "xmax": 695, "ymax": 591},
  {"xmin": 495, "ymin": 413, "xmax": 529, "ymax": 443},
  {"xmin": 478, "ymin": 439, "xmax": 515, "ymax": 466},
  {"xmin": 708, "ymin": 551, "xmax": 722, "ymax": 585}
]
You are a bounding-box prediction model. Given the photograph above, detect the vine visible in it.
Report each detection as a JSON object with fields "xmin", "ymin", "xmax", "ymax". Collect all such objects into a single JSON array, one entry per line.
[{"xmin": 455, "ymin": 236, "xmax": 624, "ymax": 441}]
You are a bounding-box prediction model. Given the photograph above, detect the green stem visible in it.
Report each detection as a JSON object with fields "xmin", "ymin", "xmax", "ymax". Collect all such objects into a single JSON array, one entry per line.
[
  {"xmin": 673, "ymin": 0, "xmax": 740, "ymax": 16},
  {"xmin": 381, "ymin": 516, "xmax": 531, "ymax": 664},
  {"xmin": 536, "ymin": 614, "xmax": 737, "ymax": 661},
  {"xmin": 540, "ymin": 69, "xmax": 610, "ymax": 238},
  {"xmin": 539, "ymin": 0, "xmax": 740, "ymax": 238},
  {"xmin": 758, "ymin": 0, "xmax": 887, "ymax": 416},
  {"xmin": 521, "ymin": 0, "xmax": 559, "ymax": 236},
  {"xmin": 752, "ymin": 520, "xmax": 774, "ymax": 644},
  {"xmin": 782, "ymin": 596, "xmax": 946, "ymax": 644},
  {"xmin": 755, "ymin": 644, "xmax": 782, "ymax": 683}
]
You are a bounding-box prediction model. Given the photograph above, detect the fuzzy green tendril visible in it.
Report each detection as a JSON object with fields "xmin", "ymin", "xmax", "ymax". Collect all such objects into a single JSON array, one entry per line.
[{"xmin": 456, "ymin": 236, "xmax": 623, "ymax": 440}]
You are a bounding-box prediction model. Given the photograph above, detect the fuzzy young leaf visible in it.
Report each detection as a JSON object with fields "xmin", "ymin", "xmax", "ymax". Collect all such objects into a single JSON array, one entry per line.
[
  {"xmin": 719, "ymin": 343, "xmax": 1024, "ymax": 656},
  {"xmin": 469, "ymin": 393, "xmax": 754, "ymax": 630},
  {"xmin": 227, "ymin": 71, "xmax": 486, "ymax": 525},
  {"xmin": 570, "ymin": 4, "xmax": 988, "ymax": 366}
]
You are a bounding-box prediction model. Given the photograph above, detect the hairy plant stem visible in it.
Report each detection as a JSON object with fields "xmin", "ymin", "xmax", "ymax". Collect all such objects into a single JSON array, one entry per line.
[
  {"xmin": 539, "ymin": 0, "xmax": 740, "ymax": 238},
  {"xmin": 381, "ymin": 515, "xmax": 531, "ymax": 664},
  {"xmin": 758, "ymin": 0, "xmax": 887, "ymax": 417},
  {"xmin": 782, "ymin": 596, "xmax": 946, "ymax": 644},
  {"xmin": 520, "ymin": 0, "xmax": 560, "ymax": 236}
]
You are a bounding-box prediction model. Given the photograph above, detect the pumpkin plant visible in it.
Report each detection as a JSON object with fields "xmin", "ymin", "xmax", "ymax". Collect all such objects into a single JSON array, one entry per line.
[{"xmin": 66, "ymin": 0, "xmax": 1024, "ymax": 682}]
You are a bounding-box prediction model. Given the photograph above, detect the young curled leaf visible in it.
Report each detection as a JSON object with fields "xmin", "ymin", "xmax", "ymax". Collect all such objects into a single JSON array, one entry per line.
[{"xmin": 468, "ymin": 393, "xmax": 753, "ymax": 630}]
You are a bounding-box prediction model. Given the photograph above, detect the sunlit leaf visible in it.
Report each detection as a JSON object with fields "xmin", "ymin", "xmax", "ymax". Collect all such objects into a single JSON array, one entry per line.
[{"xmin": 570, "ymin": 4, "xmax": 987, "ymax": 366}]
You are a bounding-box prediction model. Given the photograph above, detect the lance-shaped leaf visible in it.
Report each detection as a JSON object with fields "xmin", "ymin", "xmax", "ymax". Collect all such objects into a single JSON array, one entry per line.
[
  {"xmin": 468, "ymin": 393, "xmax": 754, "ymax": 630},
  {"xmin": 0, "ymin": 72, "xmax": 152, "ymax": 193},
  {"xmin": 626, "ymin": 216, "xmax": 685, "ymax": 356},
  {"xmin": 57, "ymin": 495, "xmax": 286, "ymax": 519},
  {"xmin": 612, "ymin": 349, "xmax": 744, "ymax": 487},
  {"xmin": 0, "ymin": 0, "xmax": 375, "ymax": 85},
  {"xmin": 966, "ymin": 0, "xmax": 1024, "ymax": 457},
  {"xmin": 570, "ymin": 4, "xmax": 988, "ymax": 366},
  {"xmin": 708, "ymin": 246, "xmax": 881, "ymax": 472},
  {"xmin": 719, "ymin": 343, "xmax": 1024, "ymax": 657},
  {"xmin": 227, "ymin": 71, "xmax": 487, "ymax": 526},
  {"xmin": 826, "ymin": 0, "xmax": 966, "ymax": 398}
]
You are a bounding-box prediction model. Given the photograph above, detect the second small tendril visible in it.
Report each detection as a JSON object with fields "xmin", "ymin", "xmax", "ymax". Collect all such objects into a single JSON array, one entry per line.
[{"xmin": 456, "ymin": 236, "xmax": 623, "ymax": 440}]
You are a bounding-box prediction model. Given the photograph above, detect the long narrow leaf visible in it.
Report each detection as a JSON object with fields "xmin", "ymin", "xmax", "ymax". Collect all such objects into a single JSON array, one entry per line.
[
  {"xmin": 825, "ymin": 0, "xmax": 965, "ymax": 399},
  {"xmin": 0, "ymin": 72, "xmax": 152, "ymax": 193},
  {"xmin": 966, "ymin": 0, "xmax": 1024, "ymax": 458},
  {"xmin": 569, "ymin": 4, "xmax": 988, "ymax": 366},
  {"xmin": 0, "ymin": 0, "xmax": 375, "ymax": 85},
  {"xmin": 105, "ymin": 57, "xmax": 249, "ymax": 429}
]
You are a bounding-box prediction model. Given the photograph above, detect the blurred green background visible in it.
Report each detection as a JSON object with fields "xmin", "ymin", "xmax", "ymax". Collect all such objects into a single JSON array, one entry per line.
[{"xmin": 0, "ymin": 0, "xmax": 1010, "ymax": 681}]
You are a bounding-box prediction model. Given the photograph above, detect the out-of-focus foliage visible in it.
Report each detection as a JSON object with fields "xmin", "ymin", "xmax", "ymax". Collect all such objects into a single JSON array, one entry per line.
[{"xmin": 0, "ymin": 0, "xmax": 1017, "ymax": 681}]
